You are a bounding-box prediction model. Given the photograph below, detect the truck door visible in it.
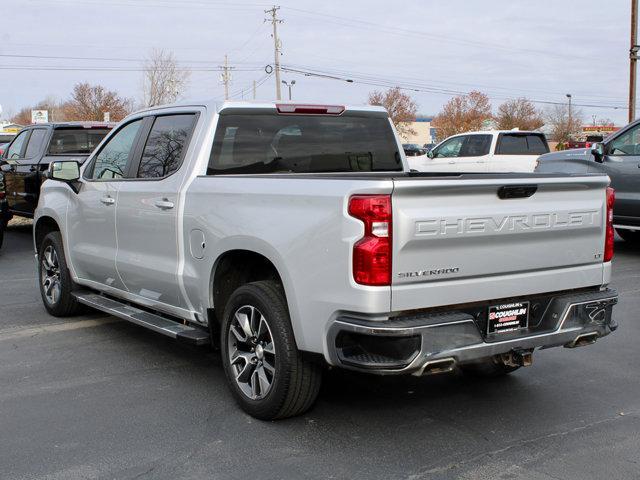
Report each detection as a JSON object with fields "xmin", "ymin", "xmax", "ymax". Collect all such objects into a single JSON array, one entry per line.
[
  {"xmin": 115, "ymin": 112, "xmax": 198, "ymax": 310},
  {"xmin": 67, "ymin": 119, "xmax": 145, "ymax": 290},
  {"xmin": 12, "ymin": 128, "xmax": 49, "ymax": 215},
  {"xmin": 591, "ymin": 123, "xmax": 640, "ymax": 223},
  {"xmin": 1, "ymin": 129, "xmax": 31, "ymax": 214}
]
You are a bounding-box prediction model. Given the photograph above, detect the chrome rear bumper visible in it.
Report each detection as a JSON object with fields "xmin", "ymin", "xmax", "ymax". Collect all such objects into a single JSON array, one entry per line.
[{"xmin": 327, "ymin": 288, "xmax": 618, "ymax": 375}]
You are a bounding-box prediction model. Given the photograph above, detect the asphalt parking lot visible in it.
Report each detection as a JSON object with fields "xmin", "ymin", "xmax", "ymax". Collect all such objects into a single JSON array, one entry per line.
[{"xmin": 1, "ymin": 222, "xmax": 639, "ymax": 480}]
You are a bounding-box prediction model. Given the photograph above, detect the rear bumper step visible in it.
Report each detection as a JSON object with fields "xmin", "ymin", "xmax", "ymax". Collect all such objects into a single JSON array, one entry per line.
[
  {"xmin": 327, "ymin": 288, "xmax": 618, "ymax": 374},
  {"xmin": 73, "ymin": 292, "xmax": 210, "ymax": 345}
]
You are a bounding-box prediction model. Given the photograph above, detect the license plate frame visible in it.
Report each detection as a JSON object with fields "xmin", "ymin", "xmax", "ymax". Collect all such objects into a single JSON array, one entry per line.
[{"xmin": 487, "ymin": 301, "xmax": 529, "ymax": 334}]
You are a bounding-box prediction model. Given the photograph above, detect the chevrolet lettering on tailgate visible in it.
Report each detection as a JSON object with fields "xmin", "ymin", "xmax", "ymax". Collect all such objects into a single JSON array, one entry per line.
[{"xmin": 415, "ymin": 210, "xmax": 599, "ymax": 236}]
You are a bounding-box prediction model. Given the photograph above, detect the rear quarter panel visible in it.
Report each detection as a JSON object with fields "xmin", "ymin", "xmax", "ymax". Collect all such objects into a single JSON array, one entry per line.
[{"xmin": 182, "ymin": 175, "xmax": 394, "ymax": 355}]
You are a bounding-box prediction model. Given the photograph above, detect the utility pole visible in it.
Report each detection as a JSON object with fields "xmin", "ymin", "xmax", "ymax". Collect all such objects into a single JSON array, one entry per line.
[
  {"xmin": 566, "ymin": 93, "xmax": 573, "ymax": 133},
  {"xmin": 265, "ymin": 6, "xmax": 283, "ymax": 100},
  {"xmin": 630, "ymin": 0, "xmax": 638, "ymax": 122},
  {"xmin": 220, "ymin": 54, "xmax": 233, "ymax": 100}
]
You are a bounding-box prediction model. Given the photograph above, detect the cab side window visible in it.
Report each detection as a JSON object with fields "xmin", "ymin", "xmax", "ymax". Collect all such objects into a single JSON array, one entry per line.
[
  {"xmin": 6, "ymin": 131, "xmax": 30, "ymax": 159},
  {"xmin": 24, "ymin": 129, "xmax": 48, "ymax": 158},
  {"xmin": 88, "ymin": 120, "xmax": 143, "ymax": 180},
  {"xmin": 433, "ymin": 136, "xmax": 465, "ymax": 158},
  {"xmin": 137, "ymin": 114, "xmax": 196, "ymax": 179},
  {"xmin": 609, "ymin": 124, "xmax": 640, "ymax": 156}
]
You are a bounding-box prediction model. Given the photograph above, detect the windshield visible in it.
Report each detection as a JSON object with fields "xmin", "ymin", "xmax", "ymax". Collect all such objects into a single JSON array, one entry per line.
[
  {"xmin": 48, "ymin": 128, "xmax": 111, "ymax": 155},
  {"xmin": 208, "ymin": 113, "xmax": 402, "ymax": 174}
]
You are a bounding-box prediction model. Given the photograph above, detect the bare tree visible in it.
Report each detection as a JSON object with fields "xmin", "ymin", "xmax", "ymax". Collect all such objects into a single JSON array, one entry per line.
[
  {"xmin": 368, "ymin": 87, "xmax": 418, "ymax": 137},
  {"xmin": 10, "ymin": 96, "xmax": 65, "ymax": 124},
  {"xmin": 432, "ymin": 91, "xmax": 492, "ymax": 140},
  {"xmin": 545, "ymin": 104, "xmax": 583, "ymax": 143},
  {"xmin": 62, "ymin": 83, "xmax": 133, "ymax": 122},
  {"xmin": 142, "ymin": 49, "xmax": 190, "ymax": 107},
  {"xmin": 495, "ymin": 98, "xmax": 544, "ymax": 131}
]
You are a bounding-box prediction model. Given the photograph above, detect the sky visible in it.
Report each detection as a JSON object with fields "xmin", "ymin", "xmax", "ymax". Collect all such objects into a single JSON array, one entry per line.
[{"xmin": 0, "ymin": 0, "xmax": 633, "ymax": 125}]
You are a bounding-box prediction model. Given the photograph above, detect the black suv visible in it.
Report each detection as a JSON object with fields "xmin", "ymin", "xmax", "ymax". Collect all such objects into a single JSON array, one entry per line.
[
  {"xmin": 0, "ymin": 122, "xmax": 112, "ymax": 247},
  {"xmin": 536, "ymin": 119, "xmax": 640, "ymax": 243}
]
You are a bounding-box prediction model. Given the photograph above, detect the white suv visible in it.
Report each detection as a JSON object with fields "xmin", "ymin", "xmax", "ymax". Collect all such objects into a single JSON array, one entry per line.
[{"xmin": 407, "ymin": 130, "xmax": 550, "ymax": 173}]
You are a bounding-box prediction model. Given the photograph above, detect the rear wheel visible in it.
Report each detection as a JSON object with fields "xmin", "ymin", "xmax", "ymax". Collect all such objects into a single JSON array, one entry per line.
[
  {"xmin": 220, "ymin": 280, "xmax": 322, "ymax": 420},
  {"xmin": 616, "ymin": 228, "xmax": 640, "ymax": 243},
  {"xmin": 460, "ymin": 355, "xmax": 520, "ymax": 377},
  {"xmin": 38, "ymin": 231, "xmax": 81, "ymax": 317}
]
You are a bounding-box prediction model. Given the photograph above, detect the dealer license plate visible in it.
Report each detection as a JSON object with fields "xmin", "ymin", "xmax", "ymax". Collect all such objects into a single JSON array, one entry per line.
[{"xmin": 487, "ymin": 302, "xmax": 529, "ymax": 334}]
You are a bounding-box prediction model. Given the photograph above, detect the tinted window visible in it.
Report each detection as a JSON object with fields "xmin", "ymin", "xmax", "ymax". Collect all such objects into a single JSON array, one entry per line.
[
  {"xmin": 609, "ymin": 124, "xmax": 640, "ymax": 156},
  {"xmin": 6, "ymin": 131, "xmax": 29, "ymax": 159},
  {"xmin": 49, "ymin": 128, "xmax": 110, "ymax": 155},
  {"xmin": 496, "ymin": 134, "xmax": 549, "ymax": 155},
  {"xmin": 208, "ymin": 114, "xmax": 402, "ymax": 174},
  {"xmin": 459, "ymin": 135, "xmax": 492, "ymax": 157},
  {"xmin": 89, "ymin": 120, "xmax": 143, "ymax": 180},
  {"xmin": 24, "ymin": 129, "xmax": 48, "ymax": 158},
  {"xmin": 433, "ymin": 136, "xmax": 465, "ymax": 158},
  {"xmin": 137, "ymin": 114, "xmax": 196, "ymax": 178}
]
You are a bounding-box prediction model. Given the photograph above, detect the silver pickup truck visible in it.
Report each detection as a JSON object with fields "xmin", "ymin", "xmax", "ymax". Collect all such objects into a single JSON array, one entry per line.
[{"xmin": 35, "ymin": 101, "xmax": 618, "ymax": 420}]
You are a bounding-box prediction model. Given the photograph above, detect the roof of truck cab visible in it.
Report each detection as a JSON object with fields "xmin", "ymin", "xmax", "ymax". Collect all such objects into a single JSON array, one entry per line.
[
  {"xmin": 131, "ymin": 100, "xmax": 389, "ymax": 116},
  {"xmin": 453, "ymin": 130, "xmax": 544, "ymax": 136},
  {"xmin": 21, "ymin": 122, "xmax": 116, "ymax": 129}
]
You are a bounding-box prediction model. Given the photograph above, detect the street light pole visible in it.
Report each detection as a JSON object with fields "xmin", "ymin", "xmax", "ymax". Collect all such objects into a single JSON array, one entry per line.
[
  {"xmin": 282, "ymin": 80, "xmax": 295, "ymax": 100},
  {"xmin": 630, "ymin": 0, "xmax": 638, "ymax": 122},
  {"xmin": 566, "ymin": 93, "xmax": 573, "ymax": 132}
]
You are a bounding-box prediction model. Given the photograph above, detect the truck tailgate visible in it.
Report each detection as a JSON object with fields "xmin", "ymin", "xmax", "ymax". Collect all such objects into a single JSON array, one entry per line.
[{"xmin": 391, "ymin": 175, "xmax": 609, "ymax": 311}]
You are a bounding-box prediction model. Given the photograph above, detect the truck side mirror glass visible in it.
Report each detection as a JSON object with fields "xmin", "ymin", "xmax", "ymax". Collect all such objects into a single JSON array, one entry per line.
[
  {"xmin": 427, "ymin": 149, "xmax": 435, "ymax": 159},
  {"xmin": 49, "ymin": 160, "xmax": 81, "ymax": 181},
  {"xmin": 591, "ymin": 143, "xmax": 605, "ymax": 163}
]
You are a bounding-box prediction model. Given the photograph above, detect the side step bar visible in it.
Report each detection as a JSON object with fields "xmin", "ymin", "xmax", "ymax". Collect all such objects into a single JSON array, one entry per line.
[{"xmin": 73, "ymin": 292, "xmax": 210, "ymax": 345}]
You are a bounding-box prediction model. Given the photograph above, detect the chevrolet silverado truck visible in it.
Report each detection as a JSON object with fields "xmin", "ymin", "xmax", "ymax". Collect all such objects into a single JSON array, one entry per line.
[
  {"xmin": 536, "ymin": 118, "xmax": 640, "ymax": 243},
  {"xmin": 34, "ymin": 101, "xmax": 618, "ymax": 420},
  {"xmin": 0, "ymin": 122, "xmax": 112, "ymax": 248}
]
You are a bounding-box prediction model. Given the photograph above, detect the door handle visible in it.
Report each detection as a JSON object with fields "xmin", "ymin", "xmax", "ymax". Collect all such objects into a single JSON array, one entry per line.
[
  {"xmin": 448, "ymin": 160, "xmax": 455, "ymax": 164},
  {"xmin": 154, "ymin": 199, "xmax": 174, "ymax": 210},
  {"xmin": 30, "ymin": 166, "xmax": 37, "ymax": 172},
  {"xmin": 100, "ymin": 195, "xmax": 115, "ymax": 206}
]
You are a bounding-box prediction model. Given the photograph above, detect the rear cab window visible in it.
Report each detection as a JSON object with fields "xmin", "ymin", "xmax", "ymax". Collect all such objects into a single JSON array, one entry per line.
[
  {"xmin": 208, "ymin": 112, "xmax": 402, "ymax": 174},
  {"xmin": 48, "ymin": 128, "xmax": 111, "ymax": 155},
  {"xmin": 496, "ymin": 133, "xmax": 549, "ymax": 155}
]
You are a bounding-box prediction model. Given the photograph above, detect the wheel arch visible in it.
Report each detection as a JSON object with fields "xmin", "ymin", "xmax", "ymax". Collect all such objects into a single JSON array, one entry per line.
[
  {"xmin": 208, "ymin": 246, "xmax": 302, "ymax": 348},
  {"xmin": 34, "ymin": 215, "xmax": 61, "ymax": 254}
]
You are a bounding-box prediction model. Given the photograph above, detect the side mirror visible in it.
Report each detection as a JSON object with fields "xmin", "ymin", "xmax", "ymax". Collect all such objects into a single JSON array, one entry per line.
[
  {"xmin": 48, "ymin": 161, "xmax": 81, "ymax": 192},
  {"xmin": 591, "ymin": 143, "xmax": 605, "ymax": 163},
  {"xmin": 427, "ymin": 149, "xmax": 435, "ymax": 159}
]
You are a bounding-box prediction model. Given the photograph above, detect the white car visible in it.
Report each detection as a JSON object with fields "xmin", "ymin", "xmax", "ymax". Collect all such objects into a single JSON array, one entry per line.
[{"xmin": 407, "ymin": 130, "xmax": 550, "ymax": 173}]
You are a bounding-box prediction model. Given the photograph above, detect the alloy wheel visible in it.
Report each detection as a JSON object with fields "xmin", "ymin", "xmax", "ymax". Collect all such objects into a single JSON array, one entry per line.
[
  {"xmin": 41, "ymin": 245, "xmax": 61, "ymax": 305},
  {"xmin": 227, "ymin": 305, "xmax": 276, "ymax": 400}
]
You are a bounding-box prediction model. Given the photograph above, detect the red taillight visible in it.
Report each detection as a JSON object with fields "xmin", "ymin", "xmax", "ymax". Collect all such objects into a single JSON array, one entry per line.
[
  {"xmin": 604, "ymin": 187, "xmax": 615, "ymax": 262},
  {"xmin": 276, "ymin": 104, "xmax": 345, "ymax": 115},
  {"xmin": 348, "ymin": 195, "xmax": 392, "ymax": 286}
]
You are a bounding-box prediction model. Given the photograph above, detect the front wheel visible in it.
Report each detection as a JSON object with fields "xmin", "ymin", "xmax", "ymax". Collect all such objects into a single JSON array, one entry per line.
[
  {"xmin": 616, "ymin": 228, "xmax": 640, "ymax": 243},
  {"xmin": 38, "ymin": 231, "xmax": 81, "ymax": 317},
  {"xmin": 220, "ymin": 281, "xmax": 322, "ymax": 420}
]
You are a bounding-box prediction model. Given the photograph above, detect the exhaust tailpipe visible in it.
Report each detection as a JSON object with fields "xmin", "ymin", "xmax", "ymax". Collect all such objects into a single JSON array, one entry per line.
[
  {"xmin": 416, "ymin": 357, "xmax": 456, "ymax": 376},
  {"xmin": 565, "ymin": 332, "xmax": 598, "ymax": 348}
]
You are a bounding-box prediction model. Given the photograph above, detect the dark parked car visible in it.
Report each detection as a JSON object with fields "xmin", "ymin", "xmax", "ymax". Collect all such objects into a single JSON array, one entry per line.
[
  {"xmin": 536, "ymin": 119, "xmax": 640, "ymax": 242},
  {"xmin": 402, "ymin": 143, "xmax": 426, "ymax": 156},
  {"xmin": 0, "ymin": 122, "xmax": 113, "ymax": 246}
]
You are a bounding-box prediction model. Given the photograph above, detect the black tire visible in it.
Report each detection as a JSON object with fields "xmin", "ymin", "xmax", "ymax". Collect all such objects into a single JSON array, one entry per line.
[
  {"xmin": 616, "ymin": 228, "xmax": 640, "ymax": 243},
  {"xmin": 220, "ymin": 280, "xmax": 322, "ymax": 420},
  {"xmin": 460, "ymin": 355, "xmax": 520, "ymax": 377},
  {"xmin": 38, "ymin": 231, "xmax": 81, "ymax": 317}
]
